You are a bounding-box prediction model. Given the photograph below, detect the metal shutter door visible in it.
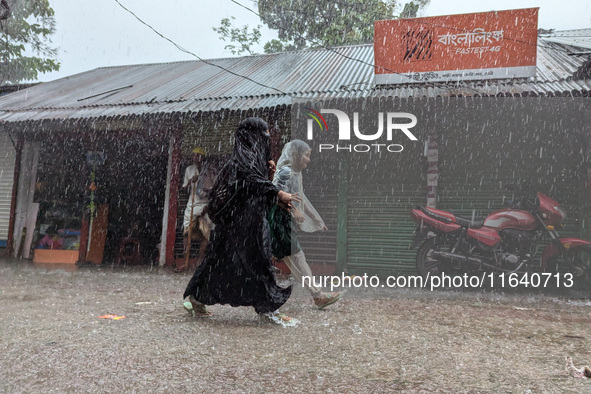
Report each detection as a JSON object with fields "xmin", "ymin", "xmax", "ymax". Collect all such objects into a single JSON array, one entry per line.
[{"xmin": 346, "ymin": 143, "xmax": 426, "ymax": 276}]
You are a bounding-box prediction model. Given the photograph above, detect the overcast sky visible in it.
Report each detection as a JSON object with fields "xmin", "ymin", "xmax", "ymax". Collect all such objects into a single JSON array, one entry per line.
[{"xmin": 38, "ymin": 0, "xmax": 591, "ymax": 82}]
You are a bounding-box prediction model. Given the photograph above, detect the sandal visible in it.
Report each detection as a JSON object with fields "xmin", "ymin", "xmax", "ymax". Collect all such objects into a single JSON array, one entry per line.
[
  {"xmin": 313, "ymin": 291, "xmax": 342, "ymax": 310},
  {"xmin": 183, "ymin": 301, "xmax": 196, "ymax": 317},
  {"xmin": 184, "ymin": 296, "xmax": 213, "ymax": 317},
  {"xmin": 260, "ymin": 311, "xmax": 300, "ymax": 327}
]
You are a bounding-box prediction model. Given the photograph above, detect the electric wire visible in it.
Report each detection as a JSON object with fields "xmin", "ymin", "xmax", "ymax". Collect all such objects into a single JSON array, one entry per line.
[
  {"xmin": 116, "ymin": 0, "xmax": 475, "ymax": 95},
  {"xmin": 114, "ymin": 0, "xmax": 288, "ymax": 95}
]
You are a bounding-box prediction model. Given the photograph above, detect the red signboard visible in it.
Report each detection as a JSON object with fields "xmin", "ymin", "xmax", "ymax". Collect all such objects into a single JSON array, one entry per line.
[{"xmin": 374, "ymin": 8, "xmax": 538, "ymax": 84}]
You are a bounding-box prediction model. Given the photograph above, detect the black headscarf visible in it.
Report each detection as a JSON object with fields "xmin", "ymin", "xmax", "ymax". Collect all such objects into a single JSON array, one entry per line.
[
  {"xmin": 208, "ymin": 117, "xmax": 276, "ymax": 224},
  {"xmin": 232, "ymin": 117, "xmax": 271, "ymax": 181}
]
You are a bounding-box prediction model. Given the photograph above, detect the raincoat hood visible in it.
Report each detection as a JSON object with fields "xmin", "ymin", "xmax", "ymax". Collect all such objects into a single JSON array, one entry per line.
[
  {"xmin": 275, "ymin": 139, "xmax": 309, "ymax": 172},
  {"xmin": 273, "ymin": 139, "xmax": 325, "ymax": 233}
]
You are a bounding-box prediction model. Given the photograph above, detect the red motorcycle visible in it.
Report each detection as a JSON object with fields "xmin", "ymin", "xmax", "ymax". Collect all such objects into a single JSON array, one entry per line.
[{"xmin": 409, "ymin": 188, "xmax": 591, "ymax": 288}]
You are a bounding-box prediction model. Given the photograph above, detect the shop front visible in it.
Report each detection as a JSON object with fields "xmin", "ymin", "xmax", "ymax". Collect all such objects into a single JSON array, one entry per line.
[{"xmin": 9, "ymin": 121, "xmax": 171, "ymax": 267}]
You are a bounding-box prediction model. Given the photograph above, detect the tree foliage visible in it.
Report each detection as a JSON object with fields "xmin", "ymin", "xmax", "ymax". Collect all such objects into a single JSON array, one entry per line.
[
  {"xmin": 215, "ymin": 0, "xmax": 429, "ymax": 54},
  {"xmin": 212, "ymin": 16, "xmax": 262, "ymax": 56},
  {"xmin": 0, "ymin": 0, "xmax": 60, "ymax": 85}
]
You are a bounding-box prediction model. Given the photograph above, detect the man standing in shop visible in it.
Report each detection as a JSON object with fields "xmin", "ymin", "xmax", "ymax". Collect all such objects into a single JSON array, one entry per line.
[{"xmin": 176, "ymin": 147, "xmax": 213, "ymax": 272}]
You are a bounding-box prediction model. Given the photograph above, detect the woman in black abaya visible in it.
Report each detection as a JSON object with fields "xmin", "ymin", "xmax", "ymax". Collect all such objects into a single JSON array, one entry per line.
[{"xmin": 183, "ymin": 117, "xmax": 298, "ymax": 325}]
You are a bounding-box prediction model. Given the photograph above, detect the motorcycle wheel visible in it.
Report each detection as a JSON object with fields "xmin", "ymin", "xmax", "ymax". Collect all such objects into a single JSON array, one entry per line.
[
  {"xmin": 543, "ymin": 251, "xmax": 590, "ymax": 293},
  {"xmin": 416, "ymin": 237, "xmax": 456, "ymax": 280}
]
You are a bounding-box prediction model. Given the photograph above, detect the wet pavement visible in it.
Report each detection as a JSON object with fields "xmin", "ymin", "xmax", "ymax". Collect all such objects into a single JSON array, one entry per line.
[{"xmin": 1, "ymin": 259, "xmax": 591, "ymax": 392}]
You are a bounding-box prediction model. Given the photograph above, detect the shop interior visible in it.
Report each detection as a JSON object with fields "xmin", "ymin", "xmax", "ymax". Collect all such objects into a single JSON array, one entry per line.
[{"xmin": 32, "ymin": 131, "xmax": 169, "ymax": 265}]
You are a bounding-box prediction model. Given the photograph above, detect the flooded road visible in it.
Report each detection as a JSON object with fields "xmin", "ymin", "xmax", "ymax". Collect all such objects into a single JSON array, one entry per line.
[{"xmin": 1, "ymin": 259, "xmax": 590, "ymax": 392}]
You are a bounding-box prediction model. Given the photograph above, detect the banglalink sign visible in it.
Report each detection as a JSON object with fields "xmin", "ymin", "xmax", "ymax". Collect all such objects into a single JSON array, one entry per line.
[{"xmin": 374, "ymin": 8, "xmax": 538, "ymax": 84}]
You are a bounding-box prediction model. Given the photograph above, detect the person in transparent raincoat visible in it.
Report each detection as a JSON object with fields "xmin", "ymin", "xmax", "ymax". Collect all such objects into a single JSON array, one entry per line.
[{"xmin": 269, "ymin": 139, "xmax": 342, "ymax": 309}]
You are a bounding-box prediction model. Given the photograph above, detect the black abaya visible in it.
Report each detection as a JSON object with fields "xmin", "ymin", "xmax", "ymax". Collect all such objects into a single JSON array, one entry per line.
[{"xmin": 183, "ymin": 118, "xmax": 291, "ymax": 314}]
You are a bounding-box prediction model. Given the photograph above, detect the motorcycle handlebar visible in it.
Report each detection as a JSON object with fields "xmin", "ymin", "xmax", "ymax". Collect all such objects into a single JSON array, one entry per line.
[{"xmin": 502, "ymin": 195, "xmax": 537, "ymax": 210}]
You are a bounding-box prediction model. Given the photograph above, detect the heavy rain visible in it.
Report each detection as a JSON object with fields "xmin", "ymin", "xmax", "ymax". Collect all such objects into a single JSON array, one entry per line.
[{"xmin": 1, "ymin": 0, "xmax": 591, "ymax": 392}]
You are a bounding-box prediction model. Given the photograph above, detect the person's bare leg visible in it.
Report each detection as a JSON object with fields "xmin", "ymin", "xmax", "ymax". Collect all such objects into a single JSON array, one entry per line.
[
  {"xmin": 285, "ymin": 250, "xmax": 342, "ymax": 309},
  {"xmin": 284, "ymin": 251, "xmax": 321, "ymax": 296}
]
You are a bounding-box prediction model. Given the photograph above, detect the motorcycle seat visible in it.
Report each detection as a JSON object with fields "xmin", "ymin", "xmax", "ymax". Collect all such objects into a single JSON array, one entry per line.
[
  {"xmin": 455, "ymin": 216, "xmax": 484, "ymax": 229},
  {"xmin": 417, "ymin": 206, "xmax": 453, "ymax": 223}
]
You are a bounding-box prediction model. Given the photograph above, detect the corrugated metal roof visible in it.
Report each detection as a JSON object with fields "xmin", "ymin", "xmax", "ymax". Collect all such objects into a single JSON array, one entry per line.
[
  {"xmin": 0, "ymin": 30, "xmax": 589, "ymax": 124},
  {"xmin": 539, "ymin": 28, "xmax": 591, "ymax": 51}
]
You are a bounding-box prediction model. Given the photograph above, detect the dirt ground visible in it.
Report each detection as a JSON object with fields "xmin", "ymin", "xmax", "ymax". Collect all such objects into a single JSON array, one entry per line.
[{"xmin": 1, "ymin": 259, "xmax": 591, "ymax": 393}]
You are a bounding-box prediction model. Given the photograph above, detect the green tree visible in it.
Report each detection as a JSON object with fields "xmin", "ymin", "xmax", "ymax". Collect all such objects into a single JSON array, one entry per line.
[
  {"xmin": 215, "ymin": 0, "xmax": 429, "ymax": 54},
  {"xmin": 212, "ymin": 16, "xmax": 262, "ymax": 56},
  {"xmin": 0, "ymin": 0, "xmax": 60, "ymax": 85}
]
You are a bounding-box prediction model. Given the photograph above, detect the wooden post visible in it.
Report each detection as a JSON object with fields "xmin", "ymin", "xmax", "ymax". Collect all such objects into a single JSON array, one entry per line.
[
  {"xmin": 165, "ymin": 133, "xmax": 181, "ymax": 266},
  {"xmin": 6, "ymin": 136, "xmax": 23, "ymax": 257},
  {"xmin": 78, "ymin": 213, "xmax": 89, "ymax": 263}
]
